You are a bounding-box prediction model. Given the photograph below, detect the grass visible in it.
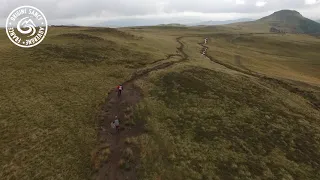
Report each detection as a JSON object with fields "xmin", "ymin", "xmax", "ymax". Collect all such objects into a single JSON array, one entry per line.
[
  {"xmin": 204, "ymin": 33, "xmax": 320, "ymax": 85},
  {"xmin": 119, "ymin": 147, "xmax": 134, "ymax": 171},
  {"xmin": 133, "ymin": 65, "xmax": 320, "ymax": 180}
]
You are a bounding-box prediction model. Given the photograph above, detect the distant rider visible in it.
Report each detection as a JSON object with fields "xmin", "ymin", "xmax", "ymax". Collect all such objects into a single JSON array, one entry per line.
[
  {"xmin": 114, "ymin": 116, "xmax": 120, "ymax": 133},
  {"xmin": 110, "ymin": 121, "xmax": 116, "ymax": 134},
  {"xmin": 117, "ymin": 84, "xmax": 123, "ymax": 96}
]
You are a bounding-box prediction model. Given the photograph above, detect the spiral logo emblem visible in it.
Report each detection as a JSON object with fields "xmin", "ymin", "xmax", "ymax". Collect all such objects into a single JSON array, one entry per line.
[
  {"xmin": 6, "ymin": 6, "xmax": 48, "ymax": 48},
  {"xmin": 17, "ymin": 17, "xmax": 37, "ymax": 37}
]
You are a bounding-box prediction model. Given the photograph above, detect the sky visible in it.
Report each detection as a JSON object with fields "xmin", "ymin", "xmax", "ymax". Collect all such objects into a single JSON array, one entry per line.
[{"xmin": 1, "ymin": 0, "xmax": 320, "ymax": 26}]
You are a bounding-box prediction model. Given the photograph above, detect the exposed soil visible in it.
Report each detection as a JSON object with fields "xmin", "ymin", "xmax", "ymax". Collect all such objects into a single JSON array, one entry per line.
[
  {"xmin": 93, "ymin": 36, "xmax": 188, "ymax": 180},
  {"xmin": 95, "ymin": 82, "xmax": 143, "ymax": 180}
]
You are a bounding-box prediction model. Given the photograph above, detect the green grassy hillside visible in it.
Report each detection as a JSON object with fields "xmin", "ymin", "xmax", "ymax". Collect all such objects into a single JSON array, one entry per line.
[
  {"xmin": 1, "ymin": 25, "xmax": 320, "ymax": 180},
  {"xmin": 205, "ymin": 33, "xmax": 320, "ymax": 85},
  {"xmin": 134, "ymin": 65, "xmax": 320, "ymax": 180},
  {"xmin": 129, "ymin": 28, "xmax": 320, "ymax": 180},
  {"xmin": 0, "ymin": 26, "xmax": 177, "ymax": 180}
]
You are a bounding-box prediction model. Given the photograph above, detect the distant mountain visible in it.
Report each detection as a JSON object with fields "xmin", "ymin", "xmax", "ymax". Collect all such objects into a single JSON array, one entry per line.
[
  {"xmin": 256, "ymin": 10, "xmax": 320, "ymax": 33},
  {"xmin": 157, "ymin": 23, "xmax": 187, "ymax": 27},
  {"xmin": 189, "ymin": 18, "xmax": 254, "ymax": 26},
  {"xmin": 94, "ymin": 19, "xmax": 172, "ymax": 28},
  {"xmin": 50, "ymin": 24, "xmax": 81, "ymax": 27},
  {"xmin": 93, "ymin": 18, "xmax": 254, "ymax": 28},
  {"xmin": 64, "ymin": 24, "xmax": 79, "ymax": 27}
]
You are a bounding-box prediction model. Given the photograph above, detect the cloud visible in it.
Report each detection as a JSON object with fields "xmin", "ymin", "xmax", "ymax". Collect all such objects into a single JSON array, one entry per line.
[
  {"xmin": 236, "ymin": 0, "xmax": 246, "ymax": 5},
  {"xmin": 305, "ymin": 0, "xmax": 320, "ymax": 5},
  {"xmin": 0, "ymin": 0, "xmax": 320, "ymax": 26},
  {"xmin": 256, "ymin": 1, "xmax": 267, "ymax": 7}
]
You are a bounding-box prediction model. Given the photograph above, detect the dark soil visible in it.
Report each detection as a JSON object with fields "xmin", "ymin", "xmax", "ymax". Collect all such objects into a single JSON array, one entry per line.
[{"xmin": 96, "ymin": 82, "xmax": 143, "ymax": 180}]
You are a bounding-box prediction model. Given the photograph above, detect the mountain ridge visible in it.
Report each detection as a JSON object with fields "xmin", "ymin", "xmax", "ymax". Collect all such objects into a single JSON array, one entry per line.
[
  {"xmin": 188, "ymin": 18, "xmax": 254, "ymax": 26},
  {"xmin": 257, "ymin": 10, "xmax": 320, "ymax": 33}
]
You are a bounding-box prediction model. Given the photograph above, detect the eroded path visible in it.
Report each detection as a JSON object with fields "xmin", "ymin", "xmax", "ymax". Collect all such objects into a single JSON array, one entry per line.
[{"xmin": 93, "ymin": 36, "xmax": 188, "ymax": 180}]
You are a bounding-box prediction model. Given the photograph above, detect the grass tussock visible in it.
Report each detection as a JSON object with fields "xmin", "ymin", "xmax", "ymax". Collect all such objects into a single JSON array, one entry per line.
[
  {"xmin": 125, "ymin": 137, "xmax": 138, "ymax": 145},
  {"xmin": 119, "ymin": 147, "xmax": 134, "ymax": 171}
]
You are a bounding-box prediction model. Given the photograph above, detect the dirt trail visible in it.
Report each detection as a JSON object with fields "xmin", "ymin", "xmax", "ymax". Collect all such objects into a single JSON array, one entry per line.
[
  {"xmin": 200, "ymin": 38, "xmax": 320, "ymax": 110},
  {"xmin": 96, "ymin": 82, "xmax": 142, "ymax": 180},
  {"xmin": 200, "ymin": 38, "xmax": 208, "ymax": 55},
  {"xmin": 93, "ymin": 36, "xmax": 188, "ymax": 180}
]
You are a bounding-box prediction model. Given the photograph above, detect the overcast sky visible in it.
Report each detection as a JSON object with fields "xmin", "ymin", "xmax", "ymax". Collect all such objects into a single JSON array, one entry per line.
[{"xmin": 1, "ymin": 0, "xmax": 320, "ymax": 26}]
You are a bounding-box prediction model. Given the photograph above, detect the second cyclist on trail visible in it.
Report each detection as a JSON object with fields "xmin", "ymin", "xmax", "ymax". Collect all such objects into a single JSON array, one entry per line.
[{"xmin": 117, "ymin": 84, "xmax": 123, "ymax": 97}]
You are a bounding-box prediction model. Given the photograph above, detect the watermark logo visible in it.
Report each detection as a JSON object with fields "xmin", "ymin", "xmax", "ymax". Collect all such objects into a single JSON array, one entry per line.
[{"xmin": 6, "ymin": 6, "xmax": 48, "ymax": 48}]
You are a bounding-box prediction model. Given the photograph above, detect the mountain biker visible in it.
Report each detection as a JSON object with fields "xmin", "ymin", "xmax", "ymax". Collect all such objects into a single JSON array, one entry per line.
[
  {"xmin": 114, "ymin": 116, "xmax": 120, "ymax": 133},
  {"xmin": 110, "ymin": 121, "xmax": 116, "ymax": 134},
  {"xmin": 117, "ymin": 85, "xmax": 123, "ymax": 96}
]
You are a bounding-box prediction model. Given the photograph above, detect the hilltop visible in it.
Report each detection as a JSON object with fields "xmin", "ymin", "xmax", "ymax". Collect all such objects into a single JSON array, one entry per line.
[
  {"xmin": 258, "ymin": 10, "xmax": 320, "ymax": 33},
  {"xmin": 228, "ymin": 10, "xmax": 320, "ymax": 33}
]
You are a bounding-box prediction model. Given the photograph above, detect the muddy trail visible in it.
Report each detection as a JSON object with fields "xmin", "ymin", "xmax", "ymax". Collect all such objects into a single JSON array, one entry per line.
[
  {"xmin": 128, "ymin": 37, "xmax": 187, "ymax": 83},
  {"xmin": 200, "ymin": 38, "xmax": 320, "ymax": 110},
  {"xmin": 93, "ymin": 36, "xmax": 188, "ymax": 180}
]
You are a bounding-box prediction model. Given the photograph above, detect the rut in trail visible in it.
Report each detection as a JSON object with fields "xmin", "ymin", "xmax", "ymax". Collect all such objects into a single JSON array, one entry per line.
[{"xmin": 93, "ymin": 36, "xmax": 188, "ymax": 180}]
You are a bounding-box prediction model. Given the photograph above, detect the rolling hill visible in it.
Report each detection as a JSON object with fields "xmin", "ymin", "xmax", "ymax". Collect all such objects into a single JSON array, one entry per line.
[
  {"xmin": 229, "ymin": 10, "xmax": 320, "ymax": 33},
  {"xmin": 94, "ymin": 18, "xmax": 254, "ymax": 28},
  {"xmin": 157, "ymin": 23, "xmax": 187, "ymax": 27},
  {"xmin": 257, "ymin": 10, "xmax": 320, "ymax": 33},
  {"xmin": 1, "ymin": 23, "xmax": 320, "ymax": 180}
]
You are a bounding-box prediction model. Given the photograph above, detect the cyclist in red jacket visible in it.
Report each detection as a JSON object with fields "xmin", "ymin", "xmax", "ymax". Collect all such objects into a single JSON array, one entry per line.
[{"xmin": 117, "ymin": 85, "xmax": 123, "ymax": 97}]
